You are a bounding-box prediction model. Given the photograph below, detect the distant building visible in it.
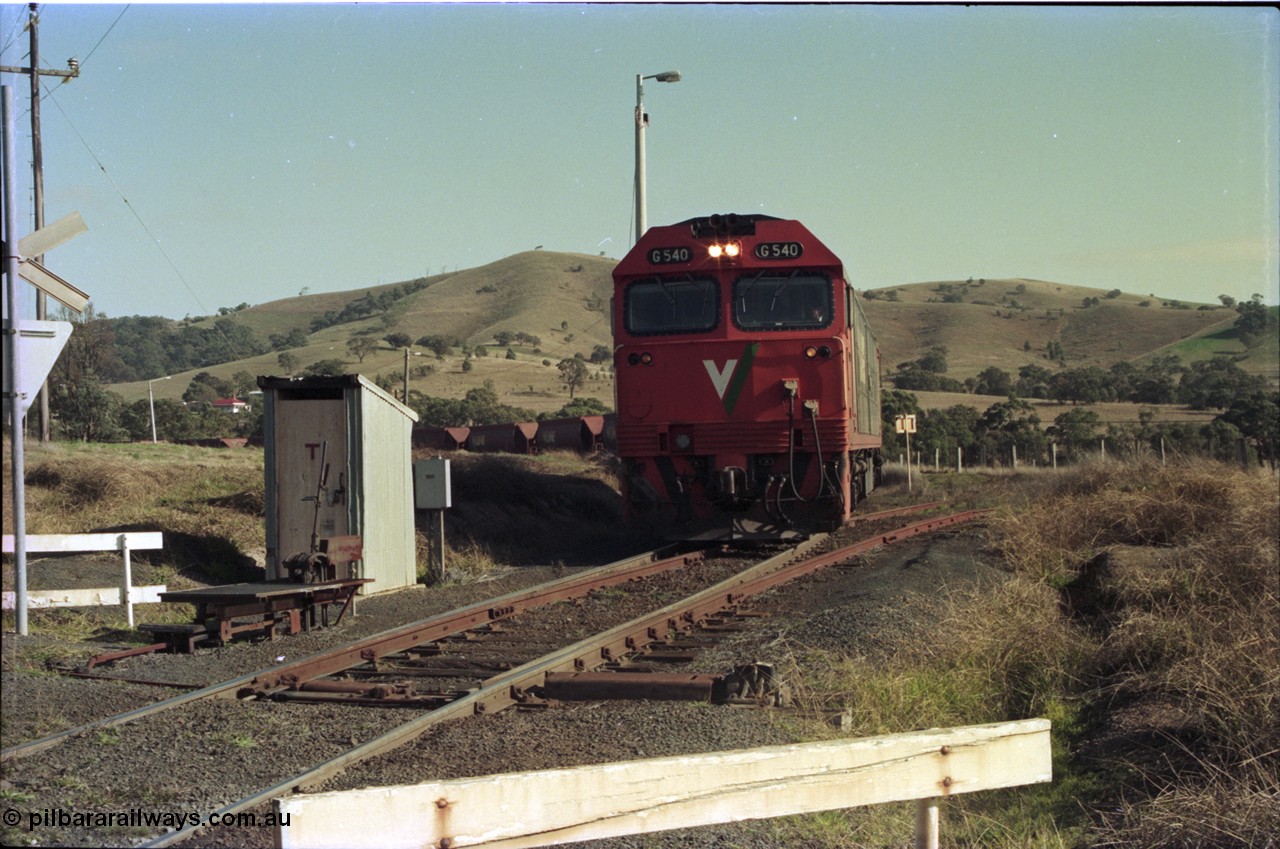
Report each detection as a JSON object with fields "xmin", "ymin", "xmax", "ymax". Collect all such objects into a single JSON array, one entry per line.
[{"xmin": 210, "ymin": 397, "xmax": 251, "ymax": 414}]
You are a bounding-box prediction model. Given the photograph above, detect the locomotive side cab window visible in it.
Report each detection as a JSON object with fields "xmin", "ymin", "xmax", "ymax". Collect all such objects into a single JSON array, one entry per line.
[
  {"xmin": 734, "ymin": 272, "xmax": 834, "ymax": 330},
  {"xmin": 625, "ymin": 276, "xmax": 719, "ymax": 335}
]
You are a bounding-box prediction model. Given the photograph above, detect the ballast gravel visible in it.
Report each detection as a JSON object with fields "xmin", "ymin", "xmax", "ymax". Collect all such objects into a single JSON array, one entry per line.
[{"xmin": 2, "ymin": 526, "xmax": 1006, "ymax": 848}]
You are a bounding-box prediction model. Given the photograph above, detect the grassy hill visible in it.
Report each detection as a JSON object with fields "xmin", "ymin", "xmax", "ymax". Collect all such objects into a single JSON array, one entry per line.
[
  {"xmin": 115, "ymin": 251, "xmax": 618, "ymax": 415},
  {"xmin": 860, "ymin": 278, "xmax": 1246, "ymax": 378},
  {"xmin": 108, "ymin": 258, "xmax": 1276, "ymax": 412}
]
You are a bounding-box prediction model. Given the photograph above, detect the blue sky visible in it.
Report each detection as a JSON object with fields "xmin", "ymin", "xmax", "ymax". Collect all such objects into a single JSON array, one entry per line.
[{"xmin": 3, "ymin": 3, "xmax": 1277, "ymax": 320}]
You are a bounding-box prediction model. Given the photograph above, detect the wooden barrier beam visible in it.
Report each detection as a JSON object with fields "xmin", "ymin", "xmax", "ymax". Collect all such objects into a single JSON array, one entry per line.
[
  {"xmin": 3, "ymin": 532, "xmax": 164, "ymax": 553},
  {"xmin": 2, "ymin": 585, "xmax": 167, "ymax": 610},
  {"xmin": 3, "ymin": 532, "xmax": 164, "ymax": 626},
  {"xmin": 275, "ymin": 719, "xmax": 1051, "ymax": 849}
]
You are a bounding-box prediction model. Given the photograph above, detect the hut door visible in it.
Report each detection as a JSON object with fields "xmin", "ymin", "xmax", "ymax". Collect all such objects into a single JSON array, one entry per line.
[{"xmin": 274, "ymin": 398, "xmax": 350, "ymax": 570}]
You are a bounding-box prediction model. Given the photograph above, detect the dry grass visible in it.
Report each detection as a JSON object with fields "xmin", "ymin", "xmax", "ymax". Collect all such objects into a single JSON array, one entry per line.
[
  {"xmin": 987, "ymin": 460, "xmax": 1280, "ymax": 848},
  {"xmin": 4, "ymin": 441, "xmax": 266, "ymax": 602}
]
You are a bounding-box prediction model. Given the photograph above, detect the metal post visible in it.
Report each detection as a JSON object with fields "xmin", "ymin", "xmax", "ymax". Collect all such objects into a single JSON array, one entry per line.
[
  {"xmin": 905, "ymin": 430, "xmax": 912, "ymax": 492},
  {"xmin": 403, "ymin": 347, "xmax": 410, "ymax": 402},
  {"xmin": 120, "ymin": 534, "xmax": 134, "ymax": 628},
  {"xmin": 633, "ymin": 71, "xmax": 680, "ymax": 243},
  {"xmin": 914, "ymin": 797, "xmax": 940, "ymax": 849},
  {"xmin": 428, "ymin": 508, "xmax": 445, "ymax": 585},
  {"xmin": 634, "ymin": 74, "xmax": 646, "ymax": 240},
  {"xmin": 149, "ymin": 380, "xmax": 158, "ymax": 443},
  {"xmin": 3, "ymin": 85, "xmax": 30, "ymax": 635}
]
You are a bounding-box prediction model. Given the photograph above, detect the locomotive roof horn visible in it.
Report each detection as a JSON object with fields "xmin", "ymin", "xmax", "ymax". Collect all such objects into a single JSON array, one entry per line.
[{"xmin": 685, "ymin": 213, "xmax": 779, "ymax": 239}]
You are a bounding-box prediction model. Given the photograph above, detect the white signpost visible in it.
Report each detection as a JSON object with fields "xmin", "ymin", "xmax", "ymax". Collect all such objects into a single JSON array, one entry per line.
[
  {"xmin": 4, "ymin": 86, "xmax": 90, "ymax": 636},
  {"xmin": 1, "ymin": 320, "xmax": 73, "ymax": 418},
  {"xmin": 895, "ymin": 414, "xmax": 917, "ymax": 491}
]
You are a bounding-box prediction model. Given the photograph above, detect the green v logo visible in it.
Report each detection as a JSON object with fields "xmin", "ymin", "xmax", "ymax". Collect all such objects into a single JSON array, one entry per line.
[{"xmin": 702, "ymin": 343, "xmax": 758, "ymax": 415}]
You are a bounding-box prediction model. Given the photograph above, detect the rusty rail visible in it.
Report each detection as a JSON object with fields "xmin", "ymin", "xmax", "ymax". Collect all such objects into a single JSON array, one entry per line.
[
  {"xmin": 145, "ymin": 508, "xmax": 992, "ymax": 848},
  {"xmin": 1, "ymin": 545, "xmax": 701, "ymax": 764}
]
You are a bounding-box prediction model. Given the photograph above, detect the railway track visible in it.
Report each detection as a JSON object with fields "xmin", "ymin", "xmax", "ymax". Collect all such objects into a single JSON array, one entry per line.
[
  {"xmin": 1, "ymin": 545, "xmax": 708, "ymax": 763},
  {"xmin": 153, "ymin": 507, "xmax": 988, "ymax": 849},
  {"xmin": 2, "ymin": 504, "xmax": 987, "ymax": 848}
]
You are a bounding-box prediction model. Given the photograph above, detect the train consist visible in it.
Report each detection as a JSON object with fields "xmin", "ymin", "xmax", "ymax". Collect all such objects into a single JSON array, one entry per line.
[{"xmin": 612, "ymin": 214, "xmax": 882, "ymax": 537}]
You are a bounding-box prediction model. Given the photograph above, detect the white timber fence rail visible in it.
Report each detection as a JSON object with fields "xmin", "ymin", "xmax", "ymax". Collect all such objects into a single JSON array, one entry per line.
[
  {"xmin": 273, "ymin": 718, "xmax": 1051, "ymax": 849},
  {"xmin": 2, "ymin": 532, "xmax": 165, "ymax": 627}
]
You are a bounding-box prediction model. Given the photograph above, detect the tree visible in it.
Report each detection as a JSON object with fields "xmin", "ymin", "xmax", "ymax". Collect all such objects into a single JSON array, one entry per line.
[
  {"xmin": 417, "ymin": 334, "xmax": 458, "ymax": 357},
  {"xmin": 1218, "ymin": 294, "xmax": 1236, "ymax": 308},
  {"xmin": 918, "ymin": 346, "xmax": 949, "ymax": 374},
  {"xmin": 347, "ymin": 336, "xmax": 378, "ymax": 363},
  {"xmin": 51, "ymin": 373, "xmax": 126, "ymax": 442},
  {"xmin": 973, "ymin": 366, "xmax": 1013, "ymax": 397},
  {"xmin": 589, "ymin": 344, "xmax": 612, "ymax": 365},
  {"xmin": 183, "ymin": 371, "xmax": 233, "ymax": 404},
  {"xmin": 975, "ymin": 397, "xmax": 1045, "ymax": 464},
  {"xmin": 1015, "ymin": 364, "xmax": 1054, "ymax": 399},
  {"xmin": 1049, "ymin": 408, "xmax": 1103, "ymax": 457},
  {"xmin": 557, "ymin": 357, "xmax": 589, "ymax": 399},
  {"xmin": 304, "ymin": 359, "xmax": 346, "ymax": 377},
  {"xmin": 1218, "ymin": 390, "xmax": 1279, "ymax": 468},
  {"xmin": 269, "ymin": 327, "xmax": 310, "ymax": 351},
  {"xmin": 384, "ymin": 332, "xmax": 412, "ymax": 349},
  {"xmin": 230, "ymin": 370, "xmax": 256, "ymax": 398},
  {"xmin": 1050, "ymin": 366, "xmax": 1113, "ymax": 405},
  {"xmin": 1178, "ymin": 357, "xmax": 1267, "ymax": 410},
  {"xmin": 1234, "ymin": 295, "xmax": 1277, "ymax": 348},
  {"xmin": 545, "ymin": 397, "xmax": 612, "ymax": 419},
  {"xmin": 277, "ymin": 351, "xmax": 299, "ymax": 375}
]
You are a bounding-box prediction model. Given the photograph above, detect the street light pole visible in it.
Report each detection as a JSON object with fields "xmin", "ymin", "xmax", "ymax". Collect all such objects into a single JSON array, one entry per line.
[
  {"xmin": 634, "ymin": 70, "xmax": 681, "ymax": 242},
  {"xmin": 148, "ymin": 375, "xmax": 171, "ymax": 444}
]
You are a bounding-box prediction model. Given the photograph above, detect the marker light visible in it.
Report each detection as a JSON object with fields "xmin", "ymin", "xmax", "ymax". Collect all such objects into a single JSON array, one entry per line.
[
  {"xmin": 640, "ymin": 352, "xmax": 654, "ymax": 365},
  {"xmin": 804, "ymin": 346, "xmax": 818, "ymax": 359},
  {"xmin": 627, "ymin": 352, "xmax": 654, "ymax": 366}
]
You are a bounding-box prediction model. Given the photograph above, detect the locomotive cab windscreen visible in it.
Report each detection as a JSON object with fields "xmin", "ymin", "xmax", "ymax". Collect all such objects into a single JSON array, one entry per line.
[{"xmin": 734, "ymin": 272, "xmax": 834, "ymax": 330}]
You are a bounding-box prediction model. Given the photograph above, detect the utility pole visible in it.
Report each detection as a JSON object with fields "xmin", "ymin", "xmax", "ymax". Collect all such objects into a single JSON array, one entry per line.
[{"xmin": 0, "ymin": 3, "xmax": 80, "ymax": 441}]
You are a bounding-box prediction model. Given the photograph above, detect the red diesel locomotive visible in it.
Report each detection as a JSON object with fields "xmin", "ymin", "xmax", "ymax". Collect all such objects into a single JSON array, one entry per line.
[{"xmin": 613, "ymin": 213, "xmax": 883, "ymax": 538}]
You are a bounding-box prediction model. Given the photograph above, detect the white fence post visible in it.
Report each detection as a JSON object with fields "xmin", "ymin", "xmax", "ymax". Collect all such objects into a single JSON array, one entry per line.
[
  {"xmin": 914, "ymin": 797, "xmax": 940, "ymax": 849},
  {"xmin": 120, "ymin": 534, "xmax": 134, "ymax": 627}
]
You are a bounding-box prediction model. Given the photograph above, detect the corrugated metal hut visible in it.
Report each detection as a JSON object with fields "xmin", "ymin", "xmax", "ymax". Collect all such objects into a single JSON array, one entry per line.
[{"xmin": 257, "ymin": 374, "xmax": 419, "ymax": 594}]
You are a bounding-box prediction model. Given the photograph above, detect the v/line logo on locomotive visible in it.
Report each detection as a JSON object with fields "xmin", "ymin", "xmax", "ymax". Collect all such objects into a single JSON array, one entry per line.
[
  {"xmin": 613, "ymin": 214, "xmax": 884, "ymax": 539},
  {"xmin": 702, "ymin": 342, "xmax": 758, "ymax": 416}
]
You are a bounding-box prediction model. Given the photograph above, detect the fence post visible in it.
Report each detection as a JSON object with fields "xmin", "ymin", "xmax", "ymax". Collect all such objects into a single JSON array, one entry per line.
[
  {"xmin": 914, "ymin": 797, "xmax": 939, "ymax": 849},
  {"xmin": 119, "ymin": 534, "xmax": 134, "ymax": 627}
]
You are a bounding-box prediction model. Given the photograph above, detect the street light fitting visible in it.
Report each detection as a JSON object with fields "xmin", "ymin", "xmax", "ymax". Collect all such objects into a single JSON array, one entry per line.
[{"xmin": 649, "ymin": 71, "xmax": 681, "ymax": 83}]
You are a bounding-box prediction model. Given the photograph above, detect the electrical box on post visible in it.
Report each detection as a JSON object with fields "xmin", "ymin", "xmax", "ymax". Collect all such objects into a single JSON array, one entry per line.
[{"xmin": 414, "ymin": 459, "xmax": 452, "ymax": 510}]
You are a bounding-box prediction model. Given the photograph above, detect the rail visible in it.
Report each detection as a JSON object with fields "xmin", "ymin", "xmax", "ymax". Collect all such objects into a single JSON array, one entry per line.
[
  {"xmin": 0, "ymin": 545, "xmax": 702, "ymax": 764},
  {"xmin": 144, "ymin": 508, "xmax": 992, "ymax": 848}
]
